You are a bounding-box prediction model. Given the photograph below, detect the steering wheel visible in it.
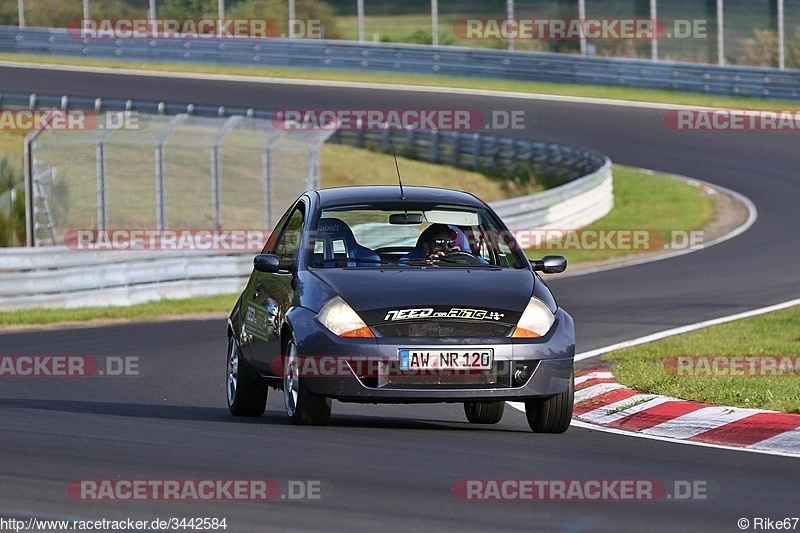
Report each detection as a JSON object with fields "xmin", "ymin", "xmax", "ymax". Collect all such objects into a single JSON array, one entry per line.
[{"xmin": 440, "ymin": 250, "xmax": 486, "ymax": 265}]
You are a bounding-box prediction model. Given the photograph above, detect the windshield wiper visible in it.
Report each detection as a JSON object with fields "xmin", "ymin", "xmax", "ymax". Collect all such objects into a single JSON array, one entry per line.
[
  {"xmin": 399, "ymin": 257, "xmax": 501, "ymax": 269},
  {"xmin": 314, "ymin": 257, "xmax": 387, "ymax": 266}
]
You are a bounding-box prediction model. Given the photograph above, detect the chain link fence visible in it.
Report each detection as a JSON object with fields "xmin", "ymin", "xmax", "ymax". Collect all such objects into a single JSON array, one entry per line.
[
  {"xmin": 26, "ymin": 112, "xmax": 333, "ymax": 247},
  {"xmin": 331, "ymin": 0, "xmax": 800, "ymax": 67},
  {"xmin": 5, "ymin": 1, "xmax": 799, "ymax": 67}
]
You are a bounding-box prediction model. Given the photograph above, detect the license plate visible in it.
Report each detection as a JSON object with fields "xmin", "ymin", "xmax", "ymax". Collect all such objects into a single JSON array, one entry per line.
[{"xmin": 398, "ymin": 349, "xmax": 493, "ymax": 370}]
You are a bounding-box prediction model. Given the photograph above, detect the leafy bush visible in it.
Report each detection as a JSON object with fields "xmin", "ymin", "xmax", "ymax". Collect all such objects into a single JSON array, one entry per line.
[
  {"xmin": 0, "ymin": 0, "xmax": 142, "ymax": 27},
  {"xmin": 227, "ymin": 0, "xmax": 341, "ymax": 39},
  {"xmin": 738, "ymin": 28, "xmax": 800, "ymax": 68},
  {"xmin": 0, "ymin": 156, "xmax": 25, "ymax": 247}
]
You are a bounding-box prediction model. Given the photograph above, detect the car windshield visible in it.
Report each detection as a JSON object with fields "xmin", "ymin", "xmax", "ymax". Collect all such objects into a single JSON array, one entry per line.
[{"xmin": 308, "ymin": 203, "xmax": 526, "ymax": 269}]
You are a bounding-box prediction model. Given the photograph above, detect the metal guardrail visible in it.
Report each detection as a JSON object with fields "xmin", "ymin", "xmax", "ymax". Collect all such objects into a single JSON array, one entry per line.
[
  {"xmin": 2, "ymin": 26, "xmax": 800, "ymax": 100},
  {"xmin": 0, "ymin": 90, "xmax": 612, "ymax": 310},
  {"xmin": 493, "ymin": 161, "xmax": 612, "ymax": 231},
  {"xmin": 0, "ymin": 248, "xmax": 250, "ymax": 309},
  {"xmin": 0, "ymin": 167, "xmax": 612, "ymax": 311}
]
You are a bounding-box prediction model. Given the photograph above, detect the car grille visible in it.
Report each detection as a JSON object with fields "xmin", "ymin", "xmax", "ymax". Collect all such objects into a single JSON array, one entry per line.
[
  {"xmin": 386, "ymin": 366, "xmax": 500, "ymax": 387},
  {"xmin": 354, "ymin": 361, "xmax": 539, "ymax": 389},
  {"xmin": 373, "ymin": 321, "xmax": 512, "ymax": 338}
]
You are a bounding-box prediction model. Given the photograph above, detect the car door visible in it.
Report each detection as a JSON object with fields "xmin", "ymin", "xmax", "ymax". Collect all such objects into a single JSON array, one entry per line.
[{"xmin": 240, "ymin": 200, "xmax": 306, "ymax": 376}]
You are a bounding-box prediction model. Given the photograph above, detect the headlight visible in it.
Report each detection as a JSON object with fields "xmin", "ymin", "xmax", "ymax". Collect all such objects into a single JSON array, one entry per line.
[
  {"xmin": 317, "ymin": 296, "xmax": 374, "ymax": 338},
  {"xmin": 511, "ymin": 297, "xmax": 555, "ymax": 338}
]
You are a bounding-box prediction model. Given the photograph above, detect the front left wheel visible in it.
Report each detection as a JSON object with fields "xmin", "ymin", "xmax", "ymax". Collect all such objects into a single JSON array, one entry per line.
[
  {"xmin": 524, "ymin": 374, "xmax": 573, "ymax": 433},
  {"xmin": 283, "ymin": 339, "xmax": 332, "ymax": 425},
  {"xmin": 226, "ymin": 336, "xmax": 268, "ymax": 416}
]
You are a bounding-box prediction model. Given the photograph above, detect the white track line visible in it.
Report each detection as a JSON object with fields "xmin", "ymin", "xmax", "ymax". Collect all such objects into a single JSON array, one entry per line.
[
  {"xmin": 555, "ymin": 173, "xmax": 759, "ymax": 279},
  {"xmin": 507, "ymin": 402, "xmax": 800, "ymax": 458},
  {"xmin": 575, "ymin": 298, "xmax": 800, "ymax": 362},
  {"xmin": 569, "ymin": 419, "xmax": 800, "ymax": 459},
  {"xmin": 1, "ymin": 61, "xmax": 762, "ymax": 280},
  {"xmin": 0, "ymin": 60, "xmax": 764, "ymax": 112},
  {"xmin": 512, "ymin": 298, "xmax": 800, "ymax": 458},
  {"xmin": 6, "ymin": 57, "xmax": 793, "ymax": 457}
]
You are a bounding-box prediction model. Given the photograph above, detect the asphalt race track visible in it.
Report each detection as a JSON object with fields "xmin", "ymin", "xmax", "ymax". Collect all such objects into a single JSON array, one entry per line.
[{"xmin": 1, "ymin": 65, "xmax": 799, "ymax": 531}]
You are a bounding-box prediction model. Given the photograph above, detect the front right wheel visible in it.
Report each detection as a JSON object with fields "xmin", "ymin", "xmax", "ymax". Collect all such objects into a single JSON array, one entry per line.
[
  {"xmin": 524, "ymin": 374, "xmax": 573, "ymax": 433},
  {"xmin": 283, "ymin": 339, "xmax": 332, "ymax": 425}
]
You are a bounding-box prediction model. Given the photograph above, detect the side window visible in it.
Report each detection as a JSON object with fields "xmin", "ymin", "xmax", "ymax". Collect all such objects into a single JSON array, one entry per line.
[{"xmin": 271, "ymin": 207, "xmax": 305, "ymax": 260}]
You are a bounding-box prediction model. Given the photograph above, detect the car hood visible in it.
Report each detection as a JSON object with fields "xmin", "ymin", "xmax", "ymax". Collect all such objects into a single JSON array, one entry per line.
[{"xmin": 310, "ymin": 268, "xmax": 534, "ymax": 326}]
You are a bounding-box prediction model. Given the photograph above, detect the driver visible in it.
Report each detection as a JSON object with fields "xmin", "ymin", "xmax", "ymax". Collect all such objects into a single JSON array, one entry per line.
[
  {"xmin": 400, "ymin": 224, "xmax": 463, "ymax": 263},
  {"xmin": 422, "ymin": 224, "xmax": 461, "ymax": 261}
]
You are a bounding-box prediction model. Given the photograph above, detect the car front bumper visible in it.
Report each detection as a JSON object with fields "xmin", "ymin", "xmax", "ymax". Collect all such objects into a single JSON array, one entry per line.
[{"xmin": 290, "ymin": 307, "xmax": 575, "ymax": 403}]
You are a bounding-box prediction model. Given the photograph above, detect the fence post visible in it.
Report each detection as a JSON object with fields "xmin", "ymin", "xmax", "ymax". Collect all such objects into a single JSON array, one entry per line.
[
  {"xmin": 717, "ymin": 0, "xmax": 724, "ymax": 66},
  {"xmin": 578, "ymin": 0, "xmax": 586, "ymax": 56},
  {"xmin": 94, "ymin": 124, "xmax": 115, "ymax": 232},
  {"xmin": 17, "ymin": 0, "xmax": 25, "ymax": 28},
  {"xmin": 778, "ymin": 0, "xmax": 785, "ymax": 70},
  {"xmin": 307, "ymin": 148, "xmax": 320, "ymax": 190},
  {"xmin": 96, "ymin": 141, "xmax": 107, "ymax": 231},
  {"xmin": 650, "ymin": 0, "xmax": 658, "ymax": 61},
  {"xmin": 210, "ymin": 116, "xmax": 242, "ymax": 231},
  {"xmin": 431, "ymin": 0, "xmax": 438, "ymax": 46},
  {"xmin": 23, "ymin": 110, "xmax": 59, "ymax": 247},
  {"xmin": 154, "ymin": 114, "xmax": 187, "ymax": 231},
  {"xmin": 263, "ymin": 133, "xmax": 281, "ymax": 230}
]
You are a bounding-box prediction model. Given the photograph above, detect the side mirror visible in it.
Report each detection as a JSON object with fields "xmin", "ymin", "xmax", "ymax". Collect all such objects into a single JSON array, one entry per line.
[
  {"xmin": 530, "ymin": 255, "xmax": 567, "ymax": 274},
  {"xmin": 254, "ymin": 254, "xmax": 280, "ymax": 273}
]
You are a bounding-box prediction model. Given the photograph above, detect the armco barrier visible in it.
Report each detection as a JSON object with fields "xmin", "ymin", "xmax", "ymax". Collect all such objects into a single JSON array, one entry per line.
[
  {"xmin": 0, "ymin": 248, "xmax": 250, "ymax": 309},
  {"xmin": 1, "ymin": 26, "xmax": 800, "ymax": 100},
  {"xmin": 0, "ymin": 159, "xmax": 611, "ymax": 311},
  {"xmin": 0, "ymin": 90, "xmax": 612, "ymax": 310}
]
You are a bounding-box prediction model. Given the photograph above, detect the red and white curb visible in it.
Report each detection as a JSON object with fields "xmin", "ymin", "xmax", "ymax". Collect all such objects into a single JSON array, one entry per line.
[{"xmin": 572, "ymin": 370, "xmax": 800, "ymax": 457}]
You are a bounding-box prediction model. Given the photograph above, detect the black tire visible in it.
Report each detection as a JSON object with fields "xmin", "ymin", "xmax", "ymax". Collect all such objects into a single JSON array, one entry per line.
[
  {"xmin": 283, "ymin": 339, "xmax": 331, "ymax": 426},
  {"xmin": 226, "ymin": 336, "xmax": 268, "ymax": 416},
  {"xmin": 464, "ymin": 401, "xmax": 505, "ymax": 424},
  {"xmin": 524, "ymin": 374, "xmax": 574, "ymax": 433}
]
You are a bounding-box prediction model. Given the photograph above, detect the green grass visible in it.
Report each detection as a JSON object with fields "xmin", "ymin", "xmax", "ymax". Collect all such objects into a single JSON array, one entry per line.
[
  {"xmin": 0, "ymin": 160, "xmax": 713, "ymax": 327},
  {"xmin": 332, "ymin": 7, "xmax": 791, "ymax": 63},
  {"xmin": 0, "ymin": 130, "xmax": 27, "ymax": 162},
  {"xmin": 0, "ymin": 293, "xmax": 238, "ymax": 327},
  {"xmin": 1, "ymin": 52, "xmax": 798, "ymax": 111},
  {"xmin": 524, "ymin": 166, "xmax": 714, "ymax": 263},
  {"xmin": 603, "ymin": 305, "xmax": 800, "ymax": 413},
  {"xmin": 0, "ymin": 54, "xmax": 719, "ymax": 325},
  {"xmin": 320, "ymin": 143, "xmax": 513, "ymax": 202}
]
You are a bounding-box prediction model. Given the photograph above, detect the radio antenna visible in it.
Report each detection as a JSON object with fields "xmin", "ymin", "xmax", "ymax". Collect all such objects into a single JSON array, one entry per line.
[{"xmin": 390, "ymin": 139, "xmax": 405, "ymax": 200}]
